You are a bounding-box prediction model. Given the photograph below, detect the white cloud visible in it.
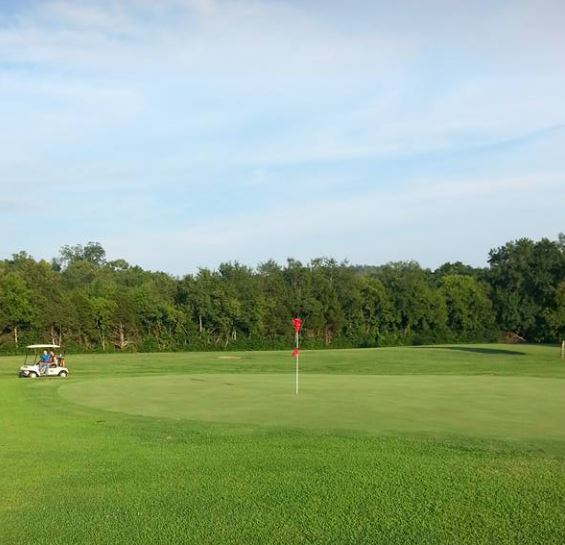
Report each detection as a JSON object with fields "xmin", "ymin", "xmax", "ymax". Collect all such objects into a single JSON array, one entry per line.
[
  {"xmin": 94, "ymin": 171, "xmax": 565, "ymax": 273},
  {"xmin": 2, "ymin": 0, "xmax": 564, "ymax": 166},
  {"xmin": 1, "ymin": 0, "xmax": 564, "ymax": 271}
]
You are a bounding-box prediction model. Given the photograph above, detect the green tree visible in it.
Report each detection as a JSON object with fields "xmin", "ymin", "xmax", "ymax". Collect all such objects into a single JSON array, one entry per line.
[
  {"xmin": 376, "ymin": 262, "xmax": 447, "ymax": 344},
  {"xmin": 440, "ymin": 275, "xmax": 497, "ymax": 342},
  {"xmin": 0, "ymin": 272, "xmax": 35, "ymax": 347},
  {"xmin": 488, "ymin": 236, "xmax": 565, "ymax": 341},
  {"xmin": 57, "ymin": 242, "xmax": 106, "ymax": 269},
  {"xmin": 548, "ymin": 280, "xmax": 565, "ymax": 342},
  {"xmin": 257, "ymin": 260, "xmax": 291, "ymax": 346}
]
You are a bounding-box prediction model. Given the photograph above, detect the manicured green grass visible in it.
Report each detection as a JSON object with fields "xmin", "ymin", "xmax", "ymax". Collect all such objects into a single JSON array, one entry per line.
[
  {"xmin": 60, "ymin": 374, "xmax": 565, "ymax": 441},
  {"xmin": 1, "ymin": 345, "xmax": 564, "ymax": 544}
]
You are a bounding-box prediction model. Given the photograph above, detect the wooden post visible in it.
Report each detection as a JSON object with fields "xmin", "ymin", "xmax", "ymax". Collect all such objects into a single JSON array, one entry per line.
[{"xmin": 561, "ymin": 340, "xmax": 565, "ymax": 360}]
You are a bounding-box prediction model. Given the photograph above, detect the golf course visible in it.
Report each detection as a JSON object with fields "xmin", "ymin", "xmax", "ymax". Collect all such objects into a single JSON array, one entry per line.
[{"xmin": 1, "ymin": 344, "xmax": 564, "ymax": 544}]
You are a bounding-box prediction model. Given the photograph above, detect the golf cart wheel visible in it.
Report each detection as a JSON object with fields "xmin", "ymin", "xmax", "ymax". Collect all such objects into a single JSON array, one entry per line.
[
  {"xmin": 29, "ymin": 372, "xmax": 38, "ymax": 378},
  {"xmin": 58, "ymin": 371, "xmax": 68, "ymax": 378}
]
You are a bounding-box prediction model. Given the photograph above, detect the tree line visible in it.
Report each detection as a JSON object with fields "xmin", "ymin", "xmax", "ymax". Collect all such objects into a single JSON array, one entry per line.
[{"xmin": 0, "ymin": 235, "xmax": 564, "ymax": 353}]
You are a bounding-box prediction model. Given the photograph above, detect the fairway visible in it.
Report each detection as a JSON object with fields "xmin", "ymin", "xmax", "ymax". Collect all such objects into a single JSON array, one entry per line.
[
  {"xmin": 2, "ymin": 345, "xmax": 565, "ymax": 545},
  {"xmin": 60, "ymin": 374, "xmax": 565, "ymax": 441}
]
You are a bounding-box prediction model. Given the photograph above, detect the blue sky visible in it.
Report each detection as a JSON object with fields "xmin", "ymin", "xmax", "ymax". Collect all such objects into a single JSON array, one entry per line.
[{"xmin": 1, "ymin": 0, "xmax": 564, "ymax": 274}]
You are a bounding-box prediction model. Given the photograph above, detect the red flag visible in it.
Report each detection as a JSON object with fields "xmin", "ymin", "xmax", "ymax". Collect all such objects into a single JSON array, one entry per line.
[
  {"xmin": 292, "ymin": 347, "xmax": 300, "ymax": 358},
  {"xmin": 292, "ymin": 317, "xmax": 303, "ymax": 333}
]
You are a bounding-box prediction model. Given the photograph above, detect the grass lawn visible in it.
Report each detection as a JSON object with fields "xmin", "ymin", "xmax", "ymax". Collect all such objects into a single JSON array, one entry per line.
[{"xmin": 1, "ymin": 344, "xmax": 564, "ymax": 544}]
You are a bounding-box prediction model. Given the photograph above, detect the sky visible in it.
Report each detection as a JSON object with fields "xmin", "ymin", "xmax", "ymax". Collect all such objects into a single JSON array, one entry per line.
[{"xmin": 0, "ymin": 0, "xmax": 564, "ymax": 275}]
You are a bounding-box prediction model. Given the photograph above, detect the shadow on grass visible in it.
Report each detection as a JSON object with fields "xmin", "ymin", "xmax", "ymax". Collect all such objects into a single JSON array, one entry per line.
[{"xmin": 414, "ymin": 346, "xmax": 526, "ymax": 356}]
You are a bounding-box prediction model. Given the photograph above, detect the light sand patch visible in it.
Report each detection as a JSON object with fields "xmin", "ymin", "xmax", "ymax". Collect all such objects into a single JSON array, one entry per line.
[{"xmin": 217, "ymin": 356, "xmax": 242, "ymax": 360}]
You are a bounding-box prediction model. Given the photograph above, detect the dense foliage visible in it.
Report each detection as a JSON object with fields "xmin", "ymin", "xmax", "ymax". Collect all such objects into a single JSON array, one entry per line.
[{"xmin": 0, "ymin": 236, "xmax": 563, "ymax": 352}]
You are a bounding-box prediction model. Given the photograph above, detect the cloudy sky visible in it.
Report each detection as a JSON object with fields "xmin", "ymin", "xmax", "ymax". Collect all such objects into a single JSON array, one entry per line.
[{"xmin": 1, "ymin": 0, "xmax": 563, "ymax": 274}]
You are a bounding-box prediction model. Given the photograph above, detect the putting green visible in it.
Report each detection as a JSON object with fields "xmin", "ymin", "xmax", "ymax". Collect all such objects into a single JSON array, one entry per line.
[{"xmin": 58, "ymin": 374, "xmax": 565, "ymax": 440}]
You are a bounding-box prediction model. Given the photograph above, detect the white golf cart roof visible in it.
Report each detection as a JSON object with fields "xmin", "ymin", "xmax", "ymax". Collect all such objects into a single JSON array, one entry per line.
[{"xmin": 26, "ymin": 344, "xmax": 61, "ymax": 349}]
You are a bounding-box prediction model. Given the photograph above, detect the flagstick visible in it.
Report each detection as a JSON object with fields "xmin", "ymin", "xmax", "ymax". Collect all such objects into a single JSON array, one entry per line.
[
  {"xmin": 295, "ymin": 330, "xmax": 299, "ymax": 395},
  {"xmin": 292, "ymin": 318, "xmax": 302, "ymax": 395}
]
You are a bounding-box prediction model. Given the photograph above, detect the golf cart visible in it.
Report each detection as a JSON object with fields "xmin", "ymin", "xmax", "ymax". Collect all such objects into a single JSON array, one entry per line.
[{"xmin": 19, "ymin": 344, "xmax": 69, "ymax": 378}]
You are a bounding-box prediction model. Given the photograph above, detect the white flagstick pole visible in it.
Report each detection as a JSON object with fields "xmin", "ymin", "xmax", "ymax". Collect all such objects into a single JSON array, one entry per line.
[{"xmin": 295, "ymin": 330, "xmax": 299, "ymax": 395}]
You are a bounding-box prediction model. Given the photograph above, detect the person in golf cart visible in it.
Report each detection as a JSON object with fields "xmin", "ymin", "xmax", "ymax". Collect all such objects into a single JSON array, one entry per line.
[
  {"xmin": 19, "ymin": 344, "xmax": 69, "ymax": 378},
  {"xmin": 39, "ymin": 350, "xmax": 50, "ymax": 374}
]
